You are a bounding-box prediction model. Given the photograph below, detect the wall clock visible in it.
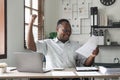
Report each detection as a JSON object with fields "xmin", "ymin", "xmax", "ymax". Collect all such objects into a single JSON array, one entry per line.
[{"xmin": 100, "ymin": 0, "xmax": 116, "ymax": 6}]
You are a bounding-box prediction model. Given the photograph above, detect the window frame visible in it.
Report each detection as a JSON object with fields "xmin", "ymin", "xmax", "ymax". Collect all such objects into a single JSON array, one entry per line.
[
  {"xmin": 24, "ymin": 0, "xmax": 44, "ymax": 49},
  {"xmin": 0, "ymin": 0, "xmax": 7, "ymax": 59}
]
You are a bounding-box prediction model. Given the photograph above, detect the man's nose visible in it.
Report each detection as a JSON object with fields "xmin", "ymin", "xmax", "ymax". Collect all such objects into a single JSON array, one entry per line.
[{"xmin": 65, "ymin": 31, "xmax": 71, "ymax": 35}]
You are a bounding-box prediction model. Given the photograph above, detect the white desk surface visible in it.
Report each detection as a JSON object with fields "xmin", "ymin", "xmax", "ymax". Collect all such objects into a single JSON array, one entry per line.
[{"xmin": 0, "ymin": 67, "xmax": 120, "ymax": 79}]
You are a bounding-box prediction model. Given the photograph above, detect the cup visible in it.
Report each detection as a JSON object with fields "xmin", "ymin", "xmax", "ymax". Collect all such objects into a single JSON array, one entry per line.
[
  {"xmin": 0, "ymin": 63, "xmax": 7, "ymax": 74},
  {"xmin": 0, "ymin": 67, "xmax": 6, "ymax": 74}
]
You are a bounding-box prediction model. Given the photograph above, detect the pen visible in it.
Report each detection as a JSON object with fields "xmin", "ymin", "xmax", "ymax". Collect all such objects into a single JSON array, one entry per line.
[{"xmin": 10, "ymin": 68, "xmax": 17, "ymax": 71}]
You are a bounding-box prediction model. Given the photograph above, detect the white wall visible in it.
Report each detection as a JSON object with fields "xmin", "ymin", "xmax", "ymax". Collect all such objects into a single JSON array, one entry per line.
[
  {"xmin": 92, "ymin": 0, "xmax": 120, "ymax": 22},
  {"xmin": 0, "ymin": 0, "xmax": 25, "ymax": 66},
  {"xmin": 44, "ymin": 0, "xmax": 120, "ymax": 63},
  {"xmin": 44, "ymin": 0, "xmax": 60, "ymax": 38}
]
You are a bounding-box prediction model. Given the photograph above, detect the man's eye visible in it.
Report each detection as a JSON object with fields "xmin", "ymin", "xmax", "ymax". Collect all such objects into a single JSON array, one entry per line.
[{"xmin": 62, "ymin": 30, "xmax": 70, "ymax": 33}]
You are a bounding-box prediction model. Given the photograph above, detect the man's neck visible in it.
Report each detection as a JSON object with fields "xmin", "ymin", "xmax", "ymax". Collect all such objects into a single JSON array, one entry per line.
[{"xmin": 57, "ymin": 38, "xmax": 68, "ymax": 43}]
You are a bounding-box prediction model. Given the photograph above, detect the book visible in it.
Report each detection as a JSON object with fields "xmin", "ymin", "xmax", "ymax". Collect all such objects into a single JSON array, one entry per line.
[
  {"xmin": 90, "ymin": 7, "xmax": 98, "ymax": 26},
  {"xmin": 90, "ymin": 7, "xmax": 94, "ymax": 26},
  {"xmin": 93, "ymin": 7, "xmax": 98, "ymax": 26}
]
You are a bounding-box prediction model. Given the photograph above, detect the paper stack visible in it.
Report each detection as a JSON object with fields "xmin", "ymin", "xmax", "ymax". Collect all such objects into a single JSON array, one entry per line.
[
  {"xmin": 99, "ymin": 66, "xmax": 120, "ymax": 74},
  {"xmin": 76, "ymin": 67, "xmax": 98, "ymax": 71}
]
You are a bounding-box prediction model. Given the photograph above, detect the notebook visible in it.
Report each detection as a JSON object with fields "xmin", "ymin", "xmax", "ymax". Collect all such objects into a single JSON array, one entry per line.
[{"xmin": 14, "ymin": 52, "xmax": 51, "ymax": 73}]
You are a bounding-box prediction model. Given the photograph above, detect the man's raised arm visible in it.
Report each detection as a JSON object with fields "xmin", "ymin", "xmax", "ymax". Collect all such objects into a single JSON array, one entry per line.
[{"xmin": 27, "ymin": 15, "xmax": 37, "ymax": 51}]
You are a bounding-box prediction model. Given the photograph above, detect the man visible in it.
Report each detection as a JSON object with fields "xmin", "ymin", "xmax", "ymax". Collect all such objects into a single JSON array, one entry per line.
[{"xmin": 27, "ymin": 15, "xmax": 99, "ymax": 69}]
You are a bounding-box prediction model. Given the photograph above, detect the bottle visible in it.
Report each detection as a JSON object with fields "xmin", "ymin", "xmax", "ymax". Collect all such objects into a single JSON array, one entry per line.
[
  {"xmin": 106, "ymin": 39, "xmax": 111, "ymax": 45},
  {"xmin": 43, "ymin": 56, "xmax": 46, "ymax": 69},
  {"xmin": 104, "ymin": 29, "xmax": 111, "ymax": 45}
]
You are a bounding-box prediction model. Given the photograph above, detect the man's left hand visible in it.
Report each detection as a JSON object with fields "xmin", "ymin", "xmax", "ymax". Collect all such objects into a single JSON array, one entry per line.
[{"xmin": 92, "ymin": 46, "xmax": 99, "ymax": 57}]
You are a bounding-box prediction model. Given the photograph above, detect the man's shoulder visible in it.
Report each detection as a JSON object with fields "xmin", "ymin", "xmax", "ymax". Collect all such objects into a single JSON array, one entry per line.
[
  {"xmin": 37, "ymin": 38, "xmax": 53, "ymax": 41},
  {"xmin": 36, "ymin": 39, "xmax": 53, "ymax": 44},
  {"xmin": 43, "ymin": 38, "xmax": 56, "ymax": 44}
]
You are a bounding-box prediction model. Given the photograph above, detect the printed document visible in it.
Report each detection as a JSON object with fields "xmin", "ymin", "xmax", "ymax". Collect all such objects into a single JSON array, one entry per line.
[
  {"xmin": 52, "ymin": 71, "xmax": 76, "ymax": 76},
  {"xmin": 76, "ymin": 36, "xmax": 98, "ymax": 57},
  {"xmin": 76, "ymin": 67, "xmax": 98, "ymax": 71},
  {"xmin": 76, "ymin": 71, "xmax": 101, "ymax": 76}
]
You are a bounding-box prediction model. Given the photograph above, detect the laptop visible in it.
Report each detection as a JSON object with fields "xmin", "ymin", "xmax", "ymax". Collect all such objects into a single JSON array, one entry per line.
[{"xmin": 14, "ymin": 52, "xmax": 51, "ymax": 73}]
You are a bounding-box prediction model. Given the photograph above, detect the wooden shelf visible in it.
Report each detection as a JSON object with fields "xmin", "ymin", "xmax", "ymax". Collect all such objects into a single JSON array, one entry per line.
[
  {"xmin": 92, "ymin": 26, "xmax": 120, "ymax": 28},
  {"xmin": 99, "ymin": 45, "xmax": 120, "ymax": 47},
  {"xmin": 94, "ymin": 63, "xmax": 120, "ymax": 68}
]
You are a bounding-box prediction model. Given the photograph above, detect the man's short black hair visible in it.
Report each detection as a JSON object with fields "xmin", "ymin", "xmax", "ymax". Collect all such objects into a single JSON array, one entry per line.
[{"xmin": 57, "ymin": 19, "xmax": 70, "ymax": 26}]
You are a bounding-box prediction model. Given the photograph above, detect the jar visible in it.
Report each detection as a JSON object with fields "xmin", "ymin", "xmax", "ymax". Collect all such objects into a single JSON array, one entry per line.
[{"xmin": 0, "ymin": 63, "xmax": 7, "ymax": 74}]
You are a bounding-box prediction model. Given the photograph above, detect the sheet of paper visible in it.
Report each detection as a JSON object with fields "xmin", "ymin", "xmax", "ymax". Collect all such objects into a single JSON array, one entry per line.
[
  {"xmin": 52, "ymin": 71, "xmax": 76, "ymax": 76},
  {"xmin": 76, "ymin": 36, "xmax": 98, "ymax": 57},
  {"xmin": 99, "ymin": 66, "xmax": 120, "ymax": 74},
  {"xmin": 76, "ymin": 71, "xmax": 101, "ymax": 76}
]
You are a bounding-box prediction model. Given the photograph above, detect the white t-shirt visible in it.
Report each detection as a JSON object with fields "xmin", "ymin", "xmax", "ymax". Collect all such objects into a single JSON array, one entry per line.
[{"xmin": 36, "ymin": 38, "xmax": 87, "ymax": 69}]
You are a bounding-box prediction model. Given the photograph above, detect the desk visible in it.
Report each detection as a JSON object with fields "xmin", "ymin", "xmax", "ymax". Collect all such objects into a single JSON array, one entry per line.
[{"xmin": 0, "ymin": 67, "xmax": 120, "ymax": 79}]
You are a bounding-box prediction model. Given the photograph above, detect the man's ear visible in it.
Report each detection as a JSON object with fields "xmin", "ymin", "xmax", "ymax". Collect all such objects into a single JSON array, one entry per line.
[{"xmin": 56, "ymin": 26, "xmax": 59, "ymax": 31}]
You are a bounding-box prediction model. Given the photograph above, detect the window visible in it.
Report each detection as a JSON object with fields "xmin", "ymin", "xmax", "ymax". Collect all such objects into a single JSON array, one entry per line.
[
  {"xmin": 24, "ymin": 0, "xmax": 44, "ymax": 48},
  {"xmin": 0, "ymin": 0, "xmax": 7, "ymax": 59}
]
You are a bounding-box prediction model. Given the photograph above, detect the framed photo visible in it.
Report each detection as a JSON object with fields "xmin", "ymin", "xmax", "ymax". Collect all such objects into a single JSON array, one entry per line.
[{"xmin": 0, "ymin": 0, "xmax": 7, "ymax": 59}]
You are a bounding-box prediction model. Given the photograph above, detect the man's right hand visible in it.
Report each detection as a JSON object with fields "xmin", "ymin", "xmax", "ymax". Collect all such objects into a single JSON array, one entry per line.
[
  {"xmin": 27, "ymin": 14, "xmax": 37, "ymax": 51},
  {"xmin": 31, "ymin": 14, "xmax": 37, "ymax": 23}
]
